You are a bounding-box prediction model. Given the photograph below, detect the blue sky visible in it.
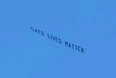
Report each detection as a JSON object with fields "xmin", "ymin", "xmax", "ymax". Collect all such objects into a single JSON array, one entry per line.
[{"xmin": 0, "ymin": 0, "xmax": 116, "ymax": 78}]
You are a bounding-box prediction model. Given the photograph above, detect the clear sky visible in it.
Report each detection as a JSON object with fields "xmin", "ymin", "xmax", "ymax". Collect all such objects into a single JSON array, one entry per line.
[{"xmin": 0, "ymin": 0, "xmax": 116, "ymax": 78}]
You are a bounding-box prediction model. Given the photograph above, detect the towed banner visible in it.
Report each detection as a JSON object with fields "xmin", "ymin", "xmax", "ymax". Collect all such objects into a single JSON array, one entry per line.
[{"xmin": 30, "ymin": 27, "xmax": 85, "ymax": 53}]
